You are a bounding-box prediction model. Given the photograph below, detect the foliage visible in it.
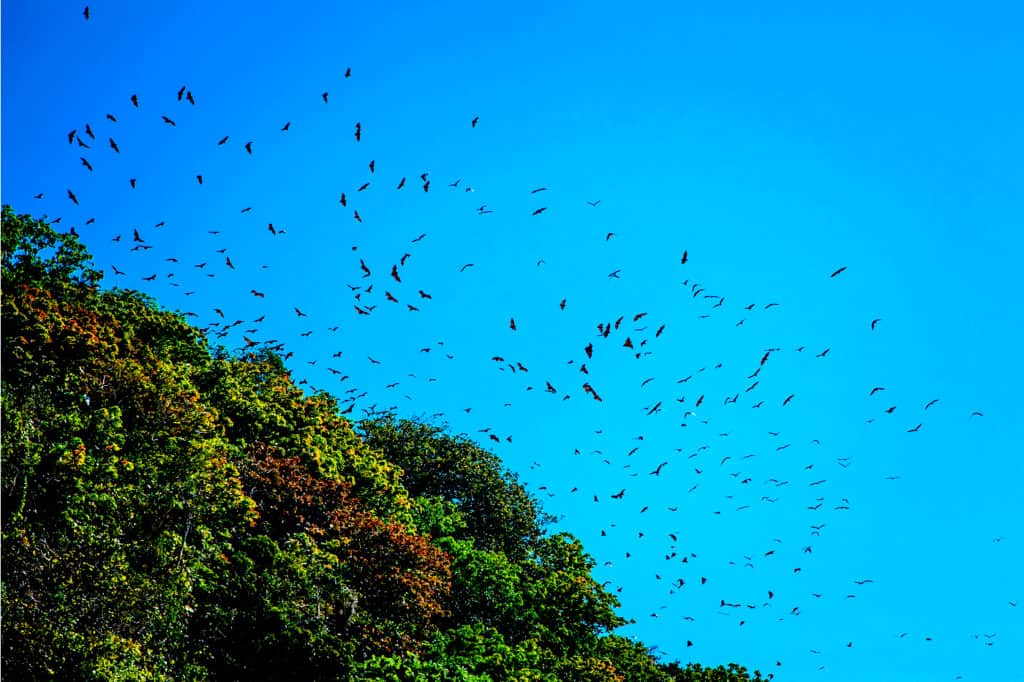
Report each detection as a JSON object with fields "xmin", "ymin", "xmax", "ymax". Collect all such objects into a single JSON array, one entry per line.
[{"xmin": 2, "ymin": 205, "xmax": 756, "ymax": 680}]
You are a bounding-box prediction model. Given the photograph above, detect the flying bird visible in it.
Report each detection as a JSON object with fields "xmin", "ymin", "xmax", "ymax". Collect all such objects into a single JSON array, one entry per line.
[
  {"xmin": 830, "ymin": 266, "xmax": 847, "ymax": 278},
  {"xmin": 83, "ymin": 5, "xmax": 90, "ymax": 19},
  {"xmin": 161, "ymin": 115, "xmax": 176, "ymax": 126},
  {"xmin": 471, "ymin": 116, "xmax": 479, "ymax": 127}
]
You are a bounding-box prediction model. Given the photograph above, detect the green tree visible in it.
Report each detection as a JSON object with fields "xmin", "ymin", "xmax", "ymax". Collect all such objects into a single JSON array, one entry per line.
[{"xmin": 2, "ymin": 206, "xmax": 757, "ymax": 681}]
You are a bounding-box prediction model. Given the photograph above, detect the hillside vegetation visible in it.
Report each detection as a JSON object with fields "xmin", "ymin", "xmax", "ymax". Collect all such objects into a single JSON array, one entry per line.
[{"xmin": 1, "ymin": 205, "xmax": 765, "ymax": 681}]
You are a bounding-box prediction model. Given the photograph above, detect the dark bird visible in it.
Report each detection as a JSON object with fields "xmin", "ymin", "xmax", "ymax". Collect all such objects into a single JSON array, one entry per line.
[
  {"xmin": 532, "ymin": 207, "xmax": 547, "ymax": 216},
  {"xmin": 354, "ymin": 122, "xmax": 361, "ymax": 141},
  {"xmin": 322, "ymin": 92, "xmax": 329, "ymax": 103},
  {"xmin": 608, "ymin": 269, "xmax": 621, "ymax": 279},
  {"xmin": 359, "ymin": 259, "xmax": 371, "ymax": 277},
  {"xmin": 130, "ymin": 178, "xmax": 137, "ymax": 188},
  {"xmin": 67, "ymin": 189, "xmax": 79, "ymax": 205},
  {"xmin": 177, "ymin": 85, "xmax": 187, "ymax": 100},
  {"xmin": 411, "ymin": 232, "xmax": 427, "ymax": 242},
  {"xmin": 345, "ymin": 67, "xmax": 352, "ymax": 78},
  {"xmin": 816, "ymin": 348, "xmax": 830, "ymax": 358},
  {"xmin": 80, "ymin": 157, "xmax": 93, "ymax": 171},
  {"xmin": 218, "ymin": 135, "xmax": 229, "ymax": 145},
  {"xmin": 471, "ymin": 116, "xmax": 479, "ymax": 127},
  {"xmin": 783, "ymin": 394, "xmax": 795, "ymax": 406},
  {"xmin": 586, "ymin": 199, "xmax": 601, "ymax": 207},
  {"xmin": 907, "ymin": 423, "xmax": 923, "ymax": 433},
  {"xmin": 358, "ymin": 182, "xmax": 370, "ymax": 192},
  {"xmin": 391, "ymin": 265, "xmax": 401, "ymax": 282},
  {"xmin": 369, "ymin": 160, "xmax": 375, "ymax": 173},
  {"xmin": 106, "ymin": 113, "xmax": 117, "ymax": 122},
  {"xmin": 131, "ymin": 94, "xmax": 139, "ymax": 108},
  {"xmin": 611, "ymin": 489, "xmax": 626, "ymax": 500},
  {"xmin": 870, "ymin": 387, "xmax": 886, "ymax": 396},
  {"xmin": 396, "ymin": 177, "xmax": 406, "ymax": 189},
  {"xmin": 830, "ymin": 266, "xmax": 847, "ymax": 278},
  {"xmin": 245, "ymin": 141, "xmax": 253, "ymax": 154},
  {"xmin": 510, "ymin": 318, "xmax": 517, "ymax": 331},
  {"xmin": 970, "ymin": 411, "xmax": 985, "ymax": 417},
  {"xmin": 186, "ymin": 91, "xmax": 195, "ymax": 105},
  {"xmin": 459, "ymin": 263, "xmax": 475, "ymax": 272},
  {"xmin": 161, "ymin": 115, "xmax": 176, "ymax": 126},
  {"xmin": 871, "ymin": 318, "xmax": 881, "ymax": 330},
  {"xmin": 925, "ymin": 399, "xmax": 940, "ymax": 410},
  {"xmin": 339, "ymin": 193, "xmax": 347, "ymax": 206},
  {"xmin": 294, "ymin": 307, "xmax": 308, "ymax": 317},
  {"xmin": 418, "ymin": 290, "xmax": 432, "ymax": 299},
  {"xmin": 281, "ymin": 121, "xmax": 290, "ymax": 131},
  {"xmin": 83, "ymin": 5, "xmax": 90, "ymax": 19},
  {"xmin": 353, "ymin": 210, "xmax": 362, "ymax": 223},
  {"xmin": 196, "ymin": 174, "xmax": 203, "ymax": 184},
  {"xmin": 109, "ymin": 137, "xmax": 120, "ymax": 153},
  {"xmin": 681, "ymin": 250, "xmax": 688, "ymax": 265},
  {"xmin": 84, "ymin": 123, "xmax": 95, "ymax": 139}
]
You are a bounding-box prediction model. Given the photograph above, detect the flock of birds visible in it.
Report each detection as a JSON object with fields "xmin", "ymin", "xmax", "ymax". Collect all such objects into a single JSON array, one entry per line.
[{"xmin": 22, "ymin": 8, "xmax": 1011, "ymax": 678}]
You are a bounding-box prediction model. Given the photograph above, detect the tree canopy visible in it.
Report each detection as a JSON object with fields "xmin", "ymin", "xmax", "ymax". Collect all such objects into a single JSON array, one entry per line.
[{"xmin": 2, "ymin": 205, "xmax": 766, "ymax": 681}]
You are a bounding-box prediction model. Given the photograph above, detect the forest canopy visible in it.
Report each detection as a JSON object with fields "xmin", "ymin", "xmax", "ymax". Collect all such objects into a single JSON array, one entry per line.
[{"xmin": 1, "ymin": 205, "xmax": 766, "ymax": 681}]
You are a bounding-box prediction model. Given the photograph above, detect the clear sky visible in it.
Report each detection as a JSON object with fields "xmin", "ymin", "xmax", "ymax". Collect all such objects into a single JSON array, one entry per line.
[{"xmin": 3, "ymin": 1, "xmax": 1023, "ymax": 679}]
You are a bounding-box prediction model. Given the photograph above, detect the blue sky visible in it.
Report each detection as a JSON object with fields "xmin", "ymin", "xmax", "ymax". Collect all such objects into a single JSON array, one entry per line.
[{"xmin": 4, "ymin": 1, "xmax": 1022, "ymax": 678}]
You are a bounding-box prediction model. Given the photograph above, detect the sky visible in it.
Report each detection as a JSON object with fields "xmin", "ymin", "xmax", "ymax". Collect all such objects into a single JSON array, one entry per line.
[{"xmin": 3, "ymin": 1, "xmax": 1023, "ymax": 679}]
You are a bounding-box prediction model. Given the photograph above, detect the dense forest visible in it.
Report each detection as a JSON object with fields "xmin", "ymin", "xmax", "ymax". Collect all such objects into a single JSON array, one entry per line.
[{"xmin": 1, "ymin": 205, "xmax": 766, "ymax": 681}]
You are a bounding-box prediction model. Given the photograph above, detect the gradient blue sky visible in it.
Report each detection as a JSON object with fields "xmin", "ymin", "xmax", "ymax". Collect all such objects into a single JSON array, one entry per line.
[{"xmin": 4, "ymin": 1, "xmax": 1023, "ymax": 679}]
